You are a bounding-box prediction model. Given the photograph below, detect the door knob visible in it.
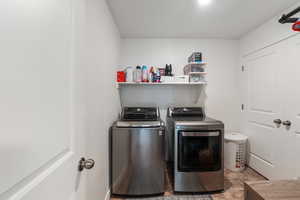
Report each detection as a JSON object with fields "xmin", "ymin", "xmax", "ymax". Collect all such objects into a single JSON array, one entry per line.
[
  {"xmin": 282, "ymin": 120, "xmax": 292, "ymax": 127},
  {"xmin": 273, "ymin": 119, "xmax": 282, "ymax": 125},
  {"xmin": 78, "ymin": 157, "xmax": 95, "ymax": 172}
]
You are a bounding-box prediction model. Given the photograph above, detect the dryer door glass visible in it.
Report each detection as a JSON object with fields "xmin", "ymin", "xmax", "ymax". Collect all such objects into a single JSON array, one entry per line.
[{"xmin": 178, "ymin": 131, "xmax": 221, "ymax": 172}]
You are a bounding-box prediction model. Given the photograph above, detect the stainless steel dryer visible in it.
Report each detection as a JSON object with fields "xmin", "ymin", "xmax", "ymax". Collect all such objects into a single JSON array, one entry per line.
[
  {"xmin": 110, "ymin": 107, "xmax": 165, "ymax": 196},
  {"xmin": 166, "ymin": 107, "xmax": 224, "ymax": 193}
]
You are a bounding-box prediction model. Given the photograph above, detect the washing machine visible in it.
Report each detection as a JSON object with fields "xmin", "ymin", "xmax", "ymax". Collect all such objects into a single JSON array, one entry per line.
[{"xmin": 110, "ymin": 107, "xmax": 165, "ymax": 196}]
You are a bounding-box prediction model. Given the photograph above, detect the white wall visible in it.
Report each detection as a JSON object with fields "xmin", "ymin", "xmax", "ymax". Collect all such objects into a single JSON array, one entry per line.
[
  {"xmin": 119, "ymin": 39, "xmax": 241, "ymax": 132},
  {"xmin": 240, "ymin": 3, "xmax": 300, "ymax": 56},
  {"xmin": 84, "ymin": 0, "xmax": 121, "ymax": 200}
]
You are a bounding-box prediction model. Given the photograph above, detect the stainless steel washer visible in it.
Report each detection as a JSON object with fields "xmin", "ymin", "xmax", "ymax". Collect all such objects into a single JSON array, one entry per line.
[
  {"xmin": 166, "ymin": 107, "xmax": 224, "ymax": 193},
  {"xmin": 110, "ymin": 107, "xmax": 165, "ymax": 196}
]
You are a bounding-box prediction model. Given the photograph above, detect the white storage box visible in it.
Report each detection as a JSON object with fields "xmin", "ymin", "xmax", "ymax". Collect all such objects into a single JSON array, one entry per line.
[
  {"xmin": 224, "ymin": 132, "xmax": 248, "ymax": 172},
  {"xmin": 160, "ymin": 75, "xmax": 189, "ymax": 83},
  {"xmin": 183, "ymin": 63, "xmax": 205, "ymax": 75}
]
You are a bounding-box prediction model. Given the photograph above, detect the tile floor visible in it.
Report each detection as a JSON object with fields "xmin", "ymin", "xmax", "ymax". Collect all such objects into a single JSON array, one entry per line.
[
  {"xmin": 210, "ymin": 168, "xmax": 266, "ymax": 200},
  {"xmin": 111, "ymin": 167, "xmax": 266, "ymax": 200}
]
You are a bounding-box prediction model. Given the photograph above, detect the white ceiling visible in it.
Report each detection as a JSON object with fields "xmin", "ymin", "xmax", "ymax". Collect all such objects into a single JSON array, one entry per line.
[{"xmin": 107, "ymin": 0, "xmax": 299, "ymax": 39}]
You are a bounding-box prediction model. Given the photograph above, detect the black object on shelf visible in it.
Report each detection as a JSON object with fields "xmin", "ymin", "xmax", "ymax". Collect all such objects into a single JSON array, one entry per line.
[
  {"xmin": 279, "ymin": 6, "xmax": 300, "ymax": 24},
  {"xmin": 165, "ymin": 64, "xmax": 173, "ymax": 76}
]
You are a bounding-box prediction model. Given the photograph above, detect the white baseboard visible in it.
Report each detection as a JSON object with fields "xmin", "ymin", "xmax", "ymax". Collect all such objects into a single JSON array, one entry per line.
[{"xmin": 104, "ymin": 189, "xmax": 111, "ymax": 200}]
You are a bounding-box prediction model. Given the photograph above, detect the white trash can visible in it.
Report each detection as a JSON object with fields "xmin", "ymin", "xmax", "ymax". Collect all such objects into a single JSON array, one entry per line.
[{"xmin": 224, "ymin": 132, "xmax": 248, "ymax": 172}]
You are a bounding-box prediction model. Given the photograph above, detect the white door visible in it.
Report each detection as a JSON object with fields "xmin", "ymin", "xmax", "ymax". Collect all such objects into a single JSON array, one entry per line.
[
  {"xmin": 0, "ymin": 0, "xmax": 90, "ymax": 200},
  {"xmin": 280, "ymin": 34, "xmax": 300, "ymax": 179},
  {"xmin": 243, "ymin": 44, "xmax": 284, "ymax": 179}
]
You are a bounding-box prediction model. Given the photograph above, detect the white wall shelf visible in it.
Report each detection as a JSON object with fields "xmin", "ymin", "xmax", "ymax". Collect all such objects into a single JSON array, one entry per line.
[
  {"xmin": 116, "ymin": 81, "xmax": 207, "ymax": 88},
  {"xmin": 117, "ymin": 81, "xmax": 206, "ymax": 104}
]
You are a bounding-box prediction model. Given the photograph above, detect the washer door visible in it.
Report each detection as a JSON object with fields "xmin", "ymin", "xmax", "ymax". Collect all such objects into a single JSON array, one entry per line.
[
  {"xmin": 111, "ymin": 127, "xmax": 165, "ymax": 195},
  {"xmin": 178, "ymin": 131, "xmax": 221, "ymax": 172}
]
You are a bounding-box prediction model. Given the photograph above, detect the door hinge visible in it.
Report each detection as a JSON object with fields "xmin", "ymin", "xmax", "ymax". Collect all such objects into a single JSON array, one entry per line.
[
  {"xmin": 241, "ymin": 66, "xmax": 245, "ymax": 72},
  {"xmin": 241, "ymin": 104, "xmax": 245, "ymax": 110}
]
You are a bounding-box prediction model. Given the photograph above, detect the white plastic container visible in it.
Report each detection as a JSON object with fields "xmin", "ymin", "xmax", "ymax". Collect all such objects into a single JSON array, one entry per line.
[
  {"xmin": 224, "ymin": 132, "xmax": 248, "ymax": 172},
  {"xmin": 142, "ymin": 65, "xmax": 148, "ymax": 82},
  {"xmin": 134, "ymin": 66, "xmax": 142, "ymax": 82},
  {"xmin": 125, "ymin": 67, "xmax": 133, "ymax": 82}
]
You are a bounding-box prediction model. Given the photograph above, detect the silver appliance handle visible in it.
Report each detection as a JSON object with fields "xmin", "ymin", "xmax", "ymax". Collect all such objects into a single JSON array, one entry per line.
[{"xmin": 181, "ymin": 131, "xmax": 219, "ymax": 137}]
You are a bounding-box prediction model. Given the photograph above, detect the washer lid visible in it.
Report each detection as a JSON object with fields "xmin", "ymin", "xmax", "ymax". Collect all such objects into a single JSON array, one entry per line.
[
  {"xmin": 116, "ymin": 120, "xmax": 163, "ymax": 128},
  {"xmin": 121, "ymin": 107, "xmax": 159, "ymax": 121},
  {"xmin": 225, "ymin": 132, "xmax": 248, "ymax": 142},
  {"xmin": 168, "ymin": 107, "xmax": 205, "ymax": 117}
]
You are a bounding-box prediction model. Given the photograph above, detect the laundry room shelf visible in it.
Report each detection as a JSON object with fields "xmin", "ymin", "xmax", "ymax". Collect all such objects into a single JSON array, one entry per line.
[
  {"xmin": 116, "ymin": 82, "xmax": 207, "ymax": 88},
  {"xmin": 187, "ymin": 62, "xmax": 208, "ymax": 65}
]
